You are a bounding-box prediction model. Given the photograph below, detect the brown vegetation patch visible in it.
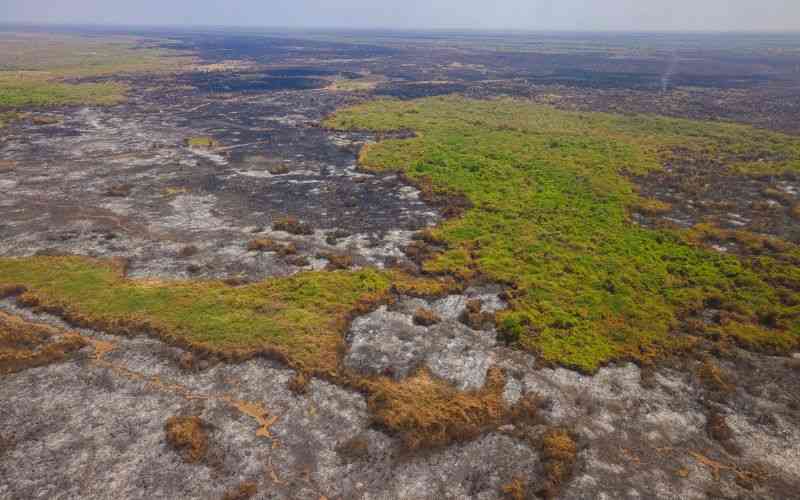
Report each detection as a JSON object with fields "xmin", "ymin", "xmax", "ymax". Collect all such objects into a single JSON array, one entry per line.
[
  {"xmin": 164, "ymin": 416, "xmax": 209, "ymax": 463},
  {"xmin": 689, "ymin": 451, "xmax": 768, "ymax": 487},
  {"xmin": 461, "ymin": 299, "xmax": 495, "ymax": 330},
  {"xmin": 177, "ymin": 245, "xmax": 199, "ymax": 258},
  {"xmin": 539, "ymin": 428, "xmax": 578, "ymax": 499},
  {"xmin": 412, "ymin": 307, "xmax": 441, "ymax": 326},
  {"xmin": 389, "ymin": 272, "xmax": 461, "ymax": 298},
  {"xmin": 500, "ymin": 478, "xmax": 527, "ymax": 500},
  {"xmin": 283, "ymin": 255, "xmax": 310, "ymax": 267},
  {"xmin": 272, "ymin": 216, "xmax": 313, "ymax": 235},
  {"xmin": 30, "ymin": 115, "xmax": 60, "ymax": 126},
  {"xmin": 697, "ymin": 358, "xmax": 734, "ymax": 394},
  {"xmin": 706, "ymin": 412, "xmax": 738, "ymax": 455},
  {"xmin": 320, "ymin": 253, "xmax": 354, "ymax": 271},
  {"xmin": 0, "ymin": 160, "xmax": 16, "ymax": 173},
  {"xmin": 246, "ymin": 238, "xmax": 296, "ymax": 256},
  {"xmin": 0, "ymin": 310, "xmax": 87, "ymax": 375},
  {"xmin": 686, "ymin": 223, "xmax": 791, "ymax": 256},
  {"xmin": 287, "ymin": 371, "xmax": 309, "ymax": 395},
  {"xmin": 221, "ymin": 482, "xmax": 258, "ymax": 500},
  {"xmin": 360, "ymin": 367, "xmax": 507, "ymax": 450},
  {"xmin": 105, "ymin": 184, "xmax": 132, "ymax": 197},
  {"xmin": 335, "ymin": 435, "xmax": 371, "ymax": 463}
]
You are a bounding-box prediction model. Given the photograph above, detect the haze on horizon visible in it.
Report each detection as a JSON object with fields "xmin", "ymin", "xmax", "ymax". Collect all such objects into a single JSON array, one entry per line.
[{"xmin": 1, "ymin": 0, "xmax": 799, "ymax": 32}]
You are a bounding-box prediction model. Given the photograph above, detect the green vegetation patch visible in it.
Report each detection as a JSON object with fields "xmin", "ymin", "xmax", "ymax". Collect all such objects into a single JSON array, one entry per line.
[
  {"xmin": 187, "ymin": 136, "xmax": 221, "ymax": 149},
  {"xmin": 0, "ymin": 32, "xmax": 192, "ymax": 108},
  {"xmin": 0, "ymin": 256, "xmax": 392, "ymax": 374},
  {"xmin": 0, "ymin": 75, "xmax": 127, "ymax": 107},
  {"xmin": 326, "ymin": 96, "xmax": 800, "ymax": 372}
]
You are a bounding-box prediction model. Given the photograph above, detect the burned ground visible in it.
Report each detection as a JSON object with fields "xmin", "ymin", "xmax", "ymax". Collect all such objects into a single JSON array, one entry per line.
[{"xmin": 1, "ymin": 28, "xmax": 800, "ymax": 499}]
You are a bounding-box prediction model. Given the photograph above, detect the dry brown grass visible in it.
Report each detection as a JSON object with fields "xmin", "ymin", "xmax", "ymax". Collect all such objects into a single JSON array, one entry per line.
[
  {"xmin": 500, "ymin": 478, "xmax": 527, "ymax": 500},
  {"xmin": 321, "ymin": 253, "xmax": 354, "ymax": 271},
  {"xmin": 697, "ymin": 358, "xmax": 734, "ymax": 394},
  {"xmin": 287, "ymin": 371, "xmax": 309, "ymax": 395},
  {"xmin": 412, "ymin": 307, "xmax": 441, "ymax": 326},
  {"xmin": 539, "ymin": 428, "xmax": 578, "ymax": 499},
  {"xmin": 272, "ymin": 216, "xmax": 313, "ymax": 235},
  {"xmin": 0, "ymin": 310, "xmax": 87, "ymax": 375},
  {"xmin": 335, "ymin": 435, "xmax": 371, "ymax": 462},
  {"xmin": 30, "ymin": 115, "xmax": 60, "ymax": 126},
  {"xmin": 706, "ymin": 412, "xmax": 734, "ymax": 443},
  {"xmin": 360, "ymin": 367, "xmax": 507, "ymax": 450},
  {"xmin": 164, "ymin": 416, "xmax": 208, "ymax": 463},
  {"xmin": 389, "ymin": 271, "xmax": 461, "ymax": 298},
  {"xmin": 461, "ymin": 299, "xmax": 495, "ymax": 330},
  {"xmin": 105, "ymin": 184, "xmax": 132, "ymax": 197},
  {"xmin": 221, "ymin": 482, "xmax": 258, "ymax": 500}
]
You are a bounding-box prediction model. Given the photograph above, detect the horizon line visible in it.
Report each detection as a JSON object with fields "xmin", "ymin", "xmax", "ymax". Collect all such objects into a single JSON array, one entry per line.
[{"xmin": 1, "ymin": 21, "xmax": 799, "ymax": 36}]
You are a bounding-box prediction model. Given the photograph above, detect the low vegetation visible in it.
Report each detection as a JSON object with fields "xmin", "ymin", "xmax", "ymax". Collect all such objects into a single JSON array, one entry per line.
[
  {"xmin": 186, "ymin": 136, "xmax": 220, "ymax": 149},
  {"xmin": 360, "ymin": 367, "xmax": 507, "ymax": 449},
  {"xmin": 272, "ymin": 216, "xmax": 314, "ymax": 235},
  {"xmin": 2, "ymin": 95, "xmax": 799, "ymax": 454},
  {"xmin": 0, "ymin": 32, "xmax": 191, "ymax": 108},
  {"xmin": 540, "ymin": 428, "xmax": 578, "ymax": 498},
  {"xmin": 0, "ymin": 74, "xmax": 128, "ymax": 107},
  {"xmin": 221, "ymin": 482, "xmax": 258, "ymax": 500},
  {"xmin": 0, "ymin": 256, "xmax": 392, "ymax": 375},
  {"xmin": 0, "ymin": 310, "xmax": 87, "ymax": 375},
  {"xmin": 164, "ymin": 416, "xmax": 209, "ymax": 463},
  {"xmin": 326, "ymin": 96, "xmax": 800, "ymax": 372}
]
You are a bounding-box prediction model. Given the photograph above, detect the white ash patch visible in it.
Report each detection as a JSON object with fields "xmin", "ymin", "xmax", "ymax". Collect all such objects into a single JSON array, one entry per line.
[
  {"xmin": 188, "ymin": 147, "xmax": 228, "ymax": 166},
  {"xmin": 726, "ymin": 411, "xmax": 800, "ymax": 481},
  {"xmin": 158, "ymin": 194, "xmax": 223, "ymax": 232},
  {"xmin": 345, "ymin": 305, "xmax": 497, "ymax": 391}
]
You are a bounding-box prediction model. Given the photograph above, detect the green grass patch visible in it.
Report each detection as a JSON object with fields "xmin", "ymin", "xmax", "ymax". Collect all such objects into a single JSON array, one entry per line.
[
  {"xmin": 326, "ymin": 96, "xmax": 800, "ymax": 371},
  {"xmin": 187, "ymin": 136, "xmax": 221, "ymax": 149},
  {"xmin": 0, "ymin": 256, "xmax": 392, "ymax": 374},
  {"xmin": 0, "ymin": 32, "xmax": 192, "ymax": 108},
  {"xmin": 0, "ymin": 75, "xmax": 127, "ymax": 107}
]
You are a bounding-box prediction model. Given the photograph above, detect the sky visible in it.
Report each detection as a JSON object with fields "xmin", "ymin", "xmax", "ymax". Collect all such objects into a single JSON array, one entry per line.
[{"xmin": 1, "ymin": 0, "xmax": 798, "ymax": 32}]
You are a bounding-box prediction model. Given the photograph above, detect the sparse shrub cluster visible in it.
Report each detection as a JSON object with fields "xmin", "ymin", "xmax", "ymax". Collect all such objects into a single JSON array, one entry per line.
[
  {"xmin": 271, "ymin": 216, "xmax": 313, "ymax": 235},
  {"xmin": 412, "ymin": 307, "xmax": 440, "ymax": 326},
  {"xmin": 164, "ymin": 416, "xmax": 209, "ymax": 463},
  {"xmin": 0, "ymin": 311, "xmax": 87, "ymax": 375}
]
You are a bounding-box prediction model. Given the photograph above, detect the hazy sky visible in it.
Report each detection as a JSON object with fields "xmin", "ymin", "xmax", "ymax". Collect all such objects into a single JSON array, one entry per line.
[{"xmin": 2, "ymin": 0, "xmax": 798, "ymax": 32}]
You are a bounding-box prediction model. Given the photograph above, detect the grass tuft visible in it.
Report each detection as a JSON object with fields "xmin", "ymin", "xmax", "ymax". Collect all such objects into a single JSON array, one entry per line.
[
  {"xmin": 360, "ymin": 367, "xmax": 507, "ymax": 449},
  {"xmin": 164, "ymin": 416, "xmax": 208, "ymax": 463}
]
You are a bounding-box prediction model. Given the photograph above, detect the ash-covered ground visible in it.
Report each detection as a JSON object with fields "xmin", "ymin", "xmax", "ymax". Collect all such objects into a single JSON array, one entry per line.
[{"xmin": 1, "ymin": 29, "xmax": 800, "ymax": 499}]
